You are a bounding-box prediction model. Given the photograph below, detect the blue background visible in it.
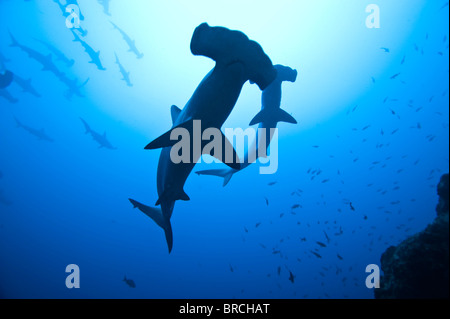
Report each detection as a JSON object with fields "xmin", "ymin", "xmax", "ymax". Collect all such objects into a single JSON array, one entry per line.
[{"xmin": 0, "ymin": 0, "xmax": 448, "ymax": 298}]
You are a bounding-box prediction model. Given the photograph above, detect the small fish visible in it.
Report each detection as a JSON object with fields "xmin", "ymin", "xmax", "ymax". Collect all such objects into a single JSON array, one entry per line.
[
  {"xmin": 268, "ymin": 181, "xmax": 277, "ymax": 186},
  {"xmin": 291, "ymin": 204, "xmax": 300, "ymax": 209},
  {"xmin": 310, "ymin": 250, "xmax": 322, "ymax": 259},
  {"xmin": 123, "ymin": 276, "xmax": 136, "ymax": 288},
  {"xmin": 229, "ymin": 264, "xmax": 234, "ymax": 272},
  {"xmin": 390, "ymin": 73, "xmax": 401, "ymax": 80},
  {"xmin": 349, "ymin": 202, "xmax": 355, "ymax": 211},
  {"xmin": 337, "ymin": 254, "xmax": 343, "ymax": 260},
  {"xmin": 380, "ymin": 47, "xmax": 390, "ymax": 53},
  {"xmin": 323, "ymin": 231, "xmax": 330, "ymax": 243},
  {"xmin": 255, "ymin": 222, "xmax": 261, "ymax": 228},
  {"xmin": 316, "ymin": 241, "xmax": 327, "ymax": 248},
  {"xmin": 288, "ymin": 271, "xmax": 295, "ymax": 283},
  {"xmin": 264, "ymin": 197, "xmax": 269, "ymax": 206}
]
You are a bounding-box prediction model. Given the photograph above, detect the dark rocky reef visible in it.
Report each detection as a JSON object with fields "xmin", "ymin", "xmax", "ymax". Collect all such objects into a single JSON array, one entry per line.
[{"xmin": 375, "ymin": 174, "xmax": 449, "ymax": 299}]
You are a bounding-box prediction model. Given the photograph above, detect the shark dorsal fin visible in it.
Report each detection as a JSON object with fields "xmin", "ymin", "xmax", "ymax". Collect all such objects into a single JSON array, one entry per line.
[{"xmin": 170, "ymin": 105, "xmax": 182, "ymax": 125}]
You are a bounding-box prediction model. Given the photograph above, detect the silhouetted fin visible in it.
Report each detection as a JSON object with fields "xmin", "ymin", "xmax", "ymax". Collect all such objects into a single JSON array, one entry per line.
[
  {"xmin": 128, "ymin": 198, "xmax": 173, "ymax": 253},
  {"xmin": 155, "ymin": 188, "xmax": 190, "ymax": 206},
  {"xmin": 170, "ymin": 105, "xmax": 182, "ymax": 125},
  {"xmin": 195, "ymin": 168, "xmax": 236, "ymax": 187},
  {"xmin": 144, "ymin": 120, "xmax": 194, "ymax": 150},
  {"xmin": 250, "ymin": 108, "xmax": 297, "ymax": 126},
  {"xmin": 202, "ymin": 132, "xmax": 241, "ymax": 170}
]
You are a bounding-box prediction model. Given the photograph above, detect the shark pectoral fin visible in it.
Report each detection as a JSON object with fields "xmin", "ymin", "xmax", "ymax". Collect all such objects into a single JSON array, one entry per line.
[
  {"xmin": 195, "ymin": 169, "xmax": 235, "ymax": 187},
  {"xmin": 170, "ymin": 105, "xmax": 182, "ymax": 125},
  {"xmin": 202, "ymin": 132, "xmax": 241, "ymax": 170},
  {"xmin": 128, "ymin": 198, "xmax": 165, "ymax": 228},
  {"xmin": 144, "ymin": 120, "xmax": 193, "ymax": 150}
]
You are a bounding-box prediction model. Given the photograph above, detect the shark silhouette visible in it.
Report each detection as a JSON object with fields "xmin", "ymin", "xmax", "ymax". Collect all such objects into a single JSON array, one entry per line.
[
  {"xmin": 110, "ymin": 22, "xmax": 144, "ymax": 59},
  {"xmin": 34, "ymin": 38, "xmax": 75, "ymax": 68},
  {"xmin": 71, "ymin": 31, "xmax": 106, "ymax": 71},
  {"xmin": 129, "ymin": 23, "xmax": 276, "ymax": 253},
  {"xmin": 15, "ymin": 117, "xmax": 54, "ymax": 142},
  {"xmin": 195, "ymin": 64, "xmax": 298, "ymax": 186},
  {"xmin": 114, "ymin": 52, "xmax": 132, "ymax": 87},
  {"xmin": 9, "ymin": 32, "xmax": 63, "ymax": 77},
  {"xmin": 0, "ymin": 88, "xmax": 18, "ymax": 104},
  {"xmin": 58, "ymin": 75, "xmax": 89, "ymax": 100},
  {"xmin": 12, "ymin": 74, "xmax": 41, "ymax": 98},
  {"xmin": 80, "ymin": 118, "xmax": 116, "ymax": 149}
]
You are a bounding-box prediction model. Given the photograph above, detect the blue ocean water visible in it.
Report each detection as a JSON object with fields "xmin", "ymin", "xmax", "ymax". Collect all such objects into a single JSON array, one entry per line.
[{"xmin": 0, "ymin": 0, "xmax": 448, "ymax": 299}]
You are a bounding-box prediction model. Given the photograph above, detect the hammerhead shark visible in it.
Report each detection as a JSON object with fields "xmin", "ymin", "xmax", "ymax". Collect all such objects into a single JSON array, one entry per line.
[
  {"xmin": 195, "ymin": 64, "xmax": 298, "ymax": 186},
  {"xmin": 9, "ymin": 32, "xmax": 63, "ymax": 77},
  {"xmin": 129, "ymin": 23, "xmax": 276, "ymax": 253},
  {"xmin": 114, "ymin": 52, "xmax": 132, "ymax": 87},
  {"xmin": 0, "ymin": 89, "xmax": 18, "ymax": 104},
  {"xmin": 12, "ymin": 74, "xmax": 41, "ymax": 98},
  {"xmin": 110, "ymin": 22, "xmax": 144, "ymax": 59},
  {"xmin": 34, "ymin": 38, "xmax": 75, "ymax": 68},
  {"xmin": 71, "ymin": 31, "xmax": 106, "ymax": 71},
  {"xmin": 14, "ymin": 117, "xmax": 54, "ymax": 142},
  {"xmin": 80, "ymin": 118, "xmax": 116, "ymax": 149}
]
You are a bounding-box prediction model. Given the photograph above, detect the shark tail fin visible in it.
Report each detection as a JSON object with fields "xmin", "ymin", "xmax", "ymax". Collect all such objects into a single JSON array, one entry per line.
[
  {"xmin": 250, "ymin": 108, "xmax": 297, "ymax": 126},
  {"xmin": 195, "ymin": 169, "xmax": 236, "ymax": 187},
  {"xmin": 128, "ymin": 198, "xmax": 173, "ymax": 253}
]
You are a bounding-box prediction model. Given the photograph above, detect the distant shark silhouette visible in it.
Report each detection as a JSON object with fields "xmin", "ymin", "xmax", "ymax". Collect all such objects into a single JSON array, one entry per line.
[
  {"xmin": 34, "ymin": 38, "xmax": 75, "ymax": 68},
  {"xmin": 196, "ymin": 64, "xmax": 298, "ymax": 186},
  {"xmin": 114, "ymin": 52, "xmax": 132, "ymax": 87},
  {"xmin": 129, "ymin": 23, "xmax": 276, "ymax": 253},
  {"xmin": 9, "ymin": 32, "xmax": 63, "ymax": 77},
  {"xmin": 12, "ymin": 74, "xmax": 41, "ymax": 98},
  {"xmin": 14, "ymin": 117, "xmax": 54, "ymax": 142},
  {"xmin": 58, "ymin": 75, "xmax": 89, "ymax": 100},
  {"xmin": 0, "ymin": 88, "xmax": 18, "ymax": 104},
  {"xmin": 80, "ymin": 118, "xmax": 116, "ymax": 149},
  {"xmin": 71, "ymin": 31, "xmax": 106, "ymax": 70},
  {"xmin": 110, "ymin": 22, "xmax": 144, "ymax": 59}
]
